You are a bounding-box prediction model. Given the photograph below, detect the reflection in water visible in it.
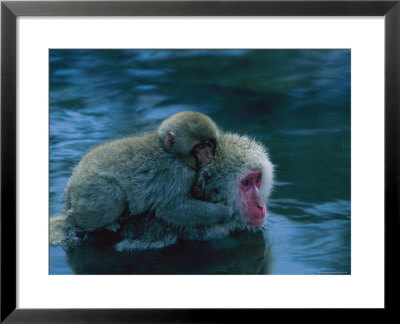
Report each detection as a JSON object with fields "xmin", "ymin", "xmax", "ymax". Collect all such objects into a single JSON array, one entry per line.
[
  {"xmin": 50, "ymin": 49, "xmax": 351, "ymax": 275},
  {"xmin": 64, "ymin": 230, "xmax": 271, "ymax": 275}
]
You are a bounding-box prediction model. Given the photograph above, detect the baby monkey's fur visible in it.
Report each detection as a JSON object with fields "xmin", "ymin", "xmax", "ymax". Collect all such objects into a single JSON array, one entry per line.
[{"xmin": 52, "ymin": 111, "xmax": 233, "ymax": 242}]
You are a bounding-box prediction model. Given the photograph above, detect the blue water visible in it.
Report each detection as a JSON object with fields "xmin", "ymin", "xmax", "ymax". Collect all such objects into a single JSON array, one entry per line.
[{"xmin": 49, "ymin": 49, "xmax": 350, "ymax": 275}]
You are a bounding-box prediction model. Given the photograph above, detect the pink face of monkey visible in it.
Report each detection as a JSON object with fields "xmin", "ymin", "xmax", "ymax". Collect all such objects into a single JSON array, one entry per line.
[
  {"xmin": 192, "ymin": 139, "xmax": 216, "ymax": 168},
  {"xmin": 239, "ymin": 170, "xmax": 266, "ymax": 227}
]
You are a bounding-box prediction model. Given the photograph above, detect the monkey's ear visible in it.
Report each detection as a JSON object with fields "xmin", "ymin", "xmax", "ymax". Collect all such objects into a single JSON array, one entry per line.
[{"xmin": 165, "ymin": 132, "xmax": 175, "ymax": 149}]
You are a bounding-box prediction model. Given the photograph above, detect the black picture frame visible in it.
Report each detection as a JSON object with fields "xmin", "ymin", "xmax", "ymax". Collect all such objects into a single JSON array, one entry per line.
[{"xmin": 1, "ymin": 0, "xmax": 399, "ymax": 322}]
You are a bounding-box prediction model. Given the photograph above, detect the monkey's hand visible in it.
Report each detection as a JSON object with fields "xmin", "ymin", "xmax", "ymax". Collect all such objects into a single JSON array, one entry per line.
[
  {"xmin": 213, "ymin": 202, "xmax": 235, "ymax": 222},
  {"xmin": 157, "ymin": 198, "xmax": 234, "ymax": 227}
]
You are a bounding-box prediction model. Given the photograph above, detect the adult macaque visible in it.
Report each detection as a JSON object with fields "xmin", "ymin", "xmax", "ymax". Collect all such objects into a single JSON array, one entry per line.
[
  {"xmin": 116, "ymin": 133, "xmax": 274, "ymax": 251},
  {"xmin": 56, "ymin": 111, "xmax": 233, "ymax": 237}
]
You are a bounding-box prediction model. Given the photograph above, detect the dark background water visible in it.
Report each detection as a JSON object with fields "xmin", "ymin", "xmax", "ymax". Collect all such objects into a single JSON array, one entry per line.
[{"xmin": 49, "ymin": 49, "xmax": 350, "ymax": 275}]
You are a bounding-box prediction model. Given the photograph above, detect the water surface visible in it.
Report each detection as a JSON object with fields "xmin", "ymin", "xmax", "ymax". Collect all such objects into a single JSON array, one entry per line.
[{"xmin": 50, "ymin": 49, "xmax": 350, "ymax": 275}]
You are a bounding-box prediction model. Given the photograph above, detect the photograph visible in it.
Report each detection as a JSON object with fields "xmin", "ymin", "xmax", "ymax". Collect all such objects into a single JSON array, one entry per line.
[
  {"xmin": 49, "ymin": 49, "xmax": 351, "ymax": 275},
  {"xmin": 3, "ymin": 0, "xmax": 398, "ymax": 318}
]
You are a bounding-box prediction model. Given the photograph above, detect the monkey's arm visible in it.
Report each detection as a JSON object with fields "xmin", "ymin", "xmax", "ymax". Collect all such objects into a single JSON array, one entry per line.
[{"xmin": 157, "ymin": 198, "xmax": 233, "ymax": 226}]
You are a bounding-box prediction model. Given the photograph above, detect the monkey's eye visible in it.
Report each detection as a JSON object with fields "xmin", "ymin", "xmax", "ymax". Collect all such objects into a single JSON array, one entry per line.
[
  {"xmin": 196, "ymin": 143, "xmax": 204, "ymax": 150},
  {"xmin": 205, "ymin": 139, "xmax": 216, "ymax": 148},
  {"xmin": 242, "ymin": 180, "xmax": 250, "ymax": 187},
  {"xmin": 255, "ymin": 176, "xmax": 260, "ymax": 183}
]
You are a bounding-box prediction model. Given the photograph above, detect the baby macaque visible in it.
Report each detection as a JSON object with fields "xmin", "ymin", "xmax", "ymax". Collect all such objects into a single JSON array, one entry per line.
[{"xmin": 50, "ymin": 111, "xmax": 234, "ymax": 245}]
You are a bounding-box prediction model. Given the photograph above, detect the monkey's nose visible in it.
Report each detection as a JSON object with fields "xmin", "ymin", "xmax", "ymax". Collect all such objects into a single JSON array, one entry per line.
[
  {"xmin": 204, "ymin": 155, "xmax": 212, "ymax": 163},
  {"xmin": 256, "ymin": 199, "xmax": 265, "ymax": 209}
]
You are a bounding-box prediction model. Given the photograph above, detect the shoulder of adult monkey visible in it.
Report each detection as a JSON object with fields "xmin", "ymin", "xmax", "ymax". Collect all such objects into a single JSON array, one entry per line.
[{"xmin": 158, "ymin": 111, "xmax": 220, "ymax": 157}]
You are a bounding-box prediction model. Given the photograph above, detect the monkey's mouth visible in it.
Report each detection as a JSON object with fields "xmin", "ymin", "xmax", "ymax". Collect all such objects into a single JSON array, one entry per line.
[
  {"xmin": 247, "ymin": 218, "xmax": 265, "ymax": 227},
  {"xmin": 246, "ymin": 206, "xmax": 266, "ymax": 227},
  {"xmin": 201, "ymin": 156, "xmax": 213, "ymax": 167}
]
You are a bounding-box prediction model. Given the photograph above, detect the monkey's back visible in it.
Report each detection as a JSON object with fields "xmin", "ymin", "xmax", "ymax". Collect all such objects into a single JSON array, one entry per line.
[
  {"xmin": 65, "ymin": 132, "xmax": 162, "ymax": 187},
  {"xmin": 64, "ymin": 132, "xmax": 195, "ymax": 230}
]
